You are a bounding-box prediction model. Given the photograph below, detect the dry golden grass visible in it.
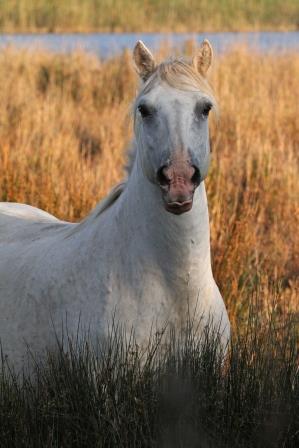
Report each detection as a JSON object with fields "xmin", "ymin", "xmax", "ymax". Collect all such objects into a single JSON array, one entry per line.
[
  {"xmin": 0, "ymin": 46, "xmax": 298, "ymax": 325},
  {"xmin": 0, "ymin": 0, "xmax": 298, "ymax": 32}
]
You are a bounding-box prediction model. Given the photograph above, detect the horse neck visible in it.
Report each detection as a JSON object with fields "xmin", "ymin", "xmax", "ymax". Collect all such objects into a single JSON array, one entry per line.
[{"xmin": 115, "ymin": 153, "xmax": 213, "ymax": 283}]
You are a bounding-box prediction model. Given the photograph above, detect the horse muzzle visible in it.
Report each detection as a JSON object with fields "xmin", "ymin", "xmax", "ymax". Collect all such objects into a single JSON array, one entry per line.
[{"xmin": 157, "ymin": 162, "xmax": 201, "ymax": 215}]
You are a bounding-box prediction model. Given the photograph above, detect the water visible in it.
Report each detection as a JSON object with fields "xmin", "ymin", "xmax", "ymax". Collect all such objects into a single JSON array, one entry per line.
[{"xmin": 0, "ymin": 32, "xmax": 298, "ymax": 57}]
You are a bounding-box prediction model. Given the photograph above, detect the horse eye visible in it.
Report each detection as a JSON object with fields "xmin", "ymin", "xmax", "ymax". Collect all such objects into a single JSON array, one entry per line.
[
  {"xmin": 138, "ymin": 104, "xmax": 152, "ymax": 118},
  {"xmin": 195, "ymin": 102, "xmax": 212, "ymax": 119},
  {"xmin": 202, "ymin": 103, "xmax": 212, "ymax": 117}
]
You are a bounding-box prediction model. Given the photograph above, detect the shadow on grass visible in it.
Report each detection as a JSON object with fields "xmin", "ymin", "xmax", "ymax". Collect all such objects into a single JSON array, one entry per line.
[{"xmin": 0, "ymin": 310, "xmax": 298, "ymax": 448}]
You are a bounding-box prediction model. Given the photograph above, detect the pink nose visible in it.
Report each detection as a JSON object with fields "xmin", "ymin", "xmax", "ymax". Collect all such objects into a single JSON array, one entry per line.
[{"xmin": 157, "ymin": 163, "xmax": 200, "ymax": 204}]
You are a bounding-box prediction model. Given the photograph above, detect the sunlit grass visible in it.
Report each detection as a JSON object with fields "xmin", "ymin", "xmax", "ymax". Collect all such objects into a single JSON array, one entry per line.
[
  {"xmin": 0, "ymin": 45, "xmax": 297, "ymax": 321},
  {"xmin": 0, "ymin": 44, "xmax": 298, "ymax": 446},
  {"xmin": 0, "ymin": 0, "xmax": 298, "ymax": 32}
]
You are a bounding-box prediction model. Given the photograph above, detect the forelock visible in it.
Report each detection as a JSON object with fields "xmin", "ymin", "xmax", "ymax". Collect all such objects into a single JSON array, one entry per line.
[{"xmin": 134, "ymin": 57, "xmax": 218, "ymax": 113}]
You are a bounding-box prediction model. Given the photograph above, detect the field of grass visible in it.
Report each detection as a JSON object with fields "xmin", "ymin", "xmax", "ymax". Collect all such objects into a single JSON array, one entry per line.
[
  {"xmin": 0, "ymin": 44, "xmax": 297, "ymax": 318},
  {"xmin": 0, "ymin": 0, "xmax": 298, "ymax": 32},
  {"xmin": 0, "ymin": 45, "xmax": 298, "ymax": 445}
]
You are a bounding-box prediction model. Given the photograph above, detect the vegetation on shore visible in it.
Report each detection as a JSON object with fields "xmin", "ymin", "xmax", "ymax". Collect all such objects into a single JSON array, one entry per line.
[
  {"xmin": 0, "ymin": 0, "xmax": 298, "ymax": 33},
  {"xmin": 0, "ymin": 44, "xmax": 298, "ymax": 445}
]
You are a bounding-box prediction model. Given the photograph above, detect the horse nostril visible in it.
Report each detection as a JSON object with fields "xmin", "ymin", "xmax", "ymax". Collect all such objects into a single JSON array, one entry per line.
[
  {"xmin": 157, "ymin": 166, "xmax": 170, "ymax": 187},
  {"xmin": 191, "ymin": 166, "xmax": 201, "ymax": 186}
]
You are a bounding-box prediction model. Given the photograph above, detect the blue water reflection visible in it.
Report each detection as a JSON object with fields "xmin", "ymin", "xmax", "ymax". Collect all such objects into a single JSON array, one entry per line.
[{"xmin": 0, "ymin": 32, "xmax": 298, "ymax": 57}]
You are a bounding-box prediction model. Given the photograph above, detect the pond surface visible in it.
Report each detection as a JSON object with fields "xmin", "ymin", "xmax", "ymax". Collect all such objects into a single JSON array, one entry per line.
[{"xmin": 0, "ymin": 32, "xmax": 298, "ymax": 57}]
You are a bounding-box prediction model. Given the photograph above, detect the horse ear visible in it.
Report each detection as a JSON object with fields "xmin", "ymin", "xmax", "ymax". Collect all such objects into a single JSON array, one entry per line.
[
  {"xmin": 192, "ymin": 39, "xmax": 213, "ymax": 77},
  {"xmin": 133, "ymin": 40, "xmax": 156, "ymax": 81}
]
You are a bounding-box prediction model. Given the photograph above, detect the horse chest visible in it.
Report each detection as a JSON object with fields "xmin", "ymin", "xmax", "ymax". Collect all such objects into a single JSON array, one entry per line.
[{"xmin": 93, "ymin": 247, "xmax": 208, "ymax": 323}]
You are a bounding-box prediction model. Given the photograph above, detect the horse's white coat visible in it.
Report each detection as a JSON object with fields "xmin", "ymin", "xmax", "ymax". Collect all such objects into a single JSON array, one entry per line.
[{"xmin": 0, "ymin": 43, "xmax": 230, "ymax": 371}]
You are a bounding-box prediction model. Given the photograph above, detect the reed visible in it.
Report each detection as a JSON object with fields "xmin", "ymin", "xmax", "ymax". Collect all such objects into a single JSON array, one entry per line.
[
  {"xmin": 0, "ymin": 0, "xmax": 298, "ymax": 32},
  {"xmin": 0, "ymin": 45, "xmax": 297, "ymax": 322},
  {"xmin": 0, "ymin": 45, "xmax": 298, "ymax": 447}
]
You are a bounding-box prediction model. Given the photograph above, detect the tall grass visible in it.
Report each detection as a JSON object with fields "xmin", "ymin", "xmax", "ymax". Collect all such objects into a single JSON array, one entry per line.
[
  {"xmin": 1, "ymin": 309, "xmax": 298, "ymax": 447},
  {"xmin": 0, "ymin": 45, "xmax": 297, "ymax": 320},
  {"xmin": 0, "ymin": 45, "xmax": 298, "ymax": 445},
  {"xmin": 0, "ymin": 0, "xmax": 298, "ymax": 32}
]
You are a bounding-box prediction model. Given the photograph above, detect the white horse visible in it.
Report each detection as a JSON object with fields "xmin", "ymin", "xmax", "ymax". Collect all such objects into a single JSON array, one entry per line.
[{"xmin": 0, "ymin": 40, "xmax": 230, "ymax": 371}]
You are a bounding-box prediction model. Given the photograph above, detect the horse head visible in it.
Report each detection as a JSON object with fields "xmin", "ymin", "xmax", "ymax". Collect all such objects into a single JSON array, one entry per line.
[{"xmin": 133, "ymin": 40, "xmax": 216, "ymax": 215}]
